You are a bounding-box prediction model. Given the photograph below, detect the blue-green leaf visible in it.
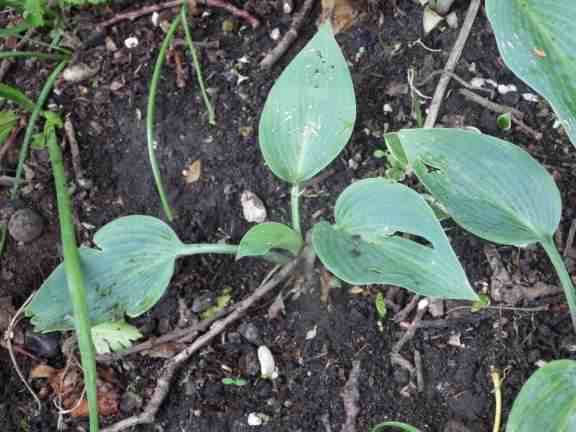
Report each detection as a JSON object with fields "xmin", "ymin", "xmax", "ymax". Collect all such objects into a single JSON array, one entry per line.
[
  {"xmin": 259, "ymin": 22, "xmax": 356, "ymax": 184},
  {"xmin": 486, "ymin": 0, "xmax": 576, "ymax": 147},
  {"xmin": 237, "ymin": 222, "xmax": 302, "ymax": 259},
  {"xmin": 312, "ymin": 179, "xmax": 477, "ymax": 300},
  {"xmin": 26, "ymin": 216, "xmax": 188, "ymax": 332},
  {"xmin": 387, "ymin": 128, "xmax": 561, "ymax": 246},
  {"xmin": 507, "ymin": 360, "xmax": 576, "ymax": 432}
]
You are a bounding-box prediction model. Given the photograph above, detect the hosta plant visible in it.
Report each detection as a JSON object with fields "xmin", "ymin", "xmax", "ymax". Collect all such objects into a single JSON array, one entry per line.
[{"xmin": 26, "ymin": 23, "xmax": 479, "ymax": 347}]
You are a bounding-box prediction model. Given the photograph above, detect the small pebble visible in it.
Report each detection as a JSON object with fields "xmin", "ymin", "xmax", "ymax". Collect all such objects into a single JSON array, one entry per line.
[
  {"xmin": 270, "ymin": 28, "xmax": 281, "ymax": 41},
  {"xmin": 239, "ymin": 322, "xmax": 261, "ymax": 345},
  {"xmin": 8, "ymin": 208, "xmax": 43, "ymax": 243},
  {"xmin": 241, "ymin": 191, "xmax": 267, "ymax": 223},
  {"xmin": 124, "ymin": 36, "xmax": 139, "ymax": 49}
]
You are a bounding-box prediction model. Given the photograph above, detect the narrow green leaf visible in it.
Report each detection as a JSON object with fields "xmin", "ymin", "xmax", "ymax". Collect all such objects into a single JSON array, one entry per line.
[
  {"xmin": 0, "ymin": 83, "xmax": 36, "ymax": 112},
  {"xmin": 0, "ymin": 111, "xmax": 18, "ymax": 144},
  {"xmin": 372, "ymin": 421, "xmax": 422, "ymax": 432},
  {"xmin": 388, "ymin": 128, "xmax": 561, "ymax": 246},
  {"xmin": 237, "ymin": 222, "xmax": 302, "ymax": 259},
  {"xmin": 0, "ymin": 22, "xmax": 32, "ymax": 39},
  {"xmin": 507, "ymin": 360, "xmax": 576, "ymax": 432},
  {"xmin": 259, "ymin": 22, "xmax": 356, "ymax": 184},
  {"xmin": 312, "ymin": 179, "xmax": 477, "ymax": 300},
  {"xmin": 486, "ymin": 0, "xmax": 576, "ymax": 147}
]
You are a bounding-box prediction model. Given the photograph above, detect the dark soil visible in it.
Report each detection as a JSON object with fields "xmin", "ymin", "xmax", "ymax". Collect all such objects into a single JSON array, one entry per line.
[{"xmin": 2, "ymin": 0, "xmax": 576, "ymax": 431}]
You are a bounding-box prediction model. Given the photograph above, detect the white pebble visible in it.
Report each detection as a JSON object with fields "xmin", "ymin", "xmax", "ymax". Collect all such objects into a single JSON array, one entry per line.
[
  {"xmin": 257, "ymin": 346, "xmax": 278, "ymax": 379},
  {"xmin": 270, "ymin": 28, "xmax": 281, "ymax": 41},
  {"xmin": 124, "ymin": 36, "xmax": 139, "ymax": 49},
  {"xmin": 522, "ymin": 93, "xmax": 539, "ymax": 103},
  {"xmin": 497, "ymin": 84, "xmax": 517, "ymax": 95},
  {"xmin": 241, "ymin": 191, "xmax": 267, "ymax": 223}
]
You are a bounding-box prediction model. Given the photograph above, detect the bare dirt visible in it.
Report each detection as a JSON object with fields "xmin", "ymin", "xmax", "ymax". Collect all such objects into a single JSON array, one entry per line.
[{"xmin": 1, "ymin": 1, "xmax": 576, "ymax": 431}]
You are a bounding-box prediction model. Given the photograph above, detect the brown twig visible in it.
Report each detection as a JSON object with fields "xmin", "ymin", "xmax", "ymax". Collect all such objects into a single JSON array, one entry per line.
[
  {"xmin": 101, "ymin": 257, "xmax": 302, "ymax": 432},
  {"xmin": 340, "ymin": 360, "xmax": 361, "ymax": 432},
  {"xmin": 97, "ymin": 0, "xmax": 259, "ymax": 30},
  {"xmin": 563, "ymin": 219, "xmax": 576, "ymax": 257},
  {"xmin": 393, "ymin": 294, "xmax": 420, "ymax": 323},
  {"xmin": 392, "ymin": 299, "xmax": 428, "ymax": 356},
  {"xmin": 413, "ymin": 350, "xmax": 424, "ymax": 393},
  {"xmin": 259, "ymin": 0, "xmax": 315, "ymax": 69},
  {"xmin": 458, "ymin": 88, "xmax": 543, "ymax": 140},
  {"xmin": 416, "ymin": 70, "xmax": 495, "ymax": 99},
  {"xmin": 3, "ymin": 293, "xmax": 42, "ymax": 412},
  {"xmin": 63, "ymin": 116, "xmax": 91, "ymax": 189},
  {"xmin": 424, "ymin": 0, "xmax": 481, "ymax": 128}
]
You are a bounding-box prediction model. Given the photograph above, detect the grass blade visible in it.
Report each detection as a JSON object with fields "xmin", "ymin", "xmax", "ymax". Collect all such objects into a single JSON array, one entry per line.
[
  {"xmin": 46, "ymin": 125, "xmax": 99, "ymax": 432},
  {"xmin": 10, "ymin": 61, "xmax": 67, "ymax": 199},
  {"xmin": 147, "ymin": 15, "xmax": 182, "ymax": 221},
  {"xmin": 181, "ymin": 4, "xmax": 216, "ymax": 125},
  {"xmin": 0, "ymin": 83, "xmax": 36, "ymax": 112},
  {"xmin": 0, "ymin": 51, "xmax": 68, "ymax": 61}
]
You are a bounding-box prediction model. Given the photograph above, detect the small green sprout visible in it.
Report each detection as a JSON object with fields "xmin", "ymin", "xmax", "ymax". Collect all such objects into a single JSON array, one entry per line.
[{"xmin": 222, "ymin": 377, "xmax": 248, "ymax": 387}]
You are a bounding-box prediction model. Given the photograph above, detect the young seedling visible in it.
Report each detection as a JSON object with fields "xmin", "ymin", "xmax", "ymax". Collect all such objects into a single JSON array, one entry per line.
[{"xmin": 26, "ymin": 23, "xmax": 478, "ymax": 352}]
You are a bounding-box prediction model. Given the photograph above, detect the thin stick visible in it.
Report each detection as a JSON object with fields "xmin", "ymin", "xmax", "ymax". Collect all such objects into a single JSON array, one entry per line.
[
  {"xmin": 424, "ymin": 0, "xmax": 481, "ymax": 128},
  {"xmin": 3, "ymin": 292, "xmax": 42, "ymax": 412},
  {"xmin": 458, "ymin": 88, "xmax": 524, "ymax": 118},
  {"xmin": 416, "ymin": 69, "xmax": 495, "ymax": 98},
  {"xmin": 47, "ymin": 125, "xmax": 99, "ymax": 432},
  {"xmin": 414, "ymin": 350, "xmax": 424, "ymax": 393},
  {"xmin": 392, "ymin": 299, "xmax": 428, "ymax": 355},
  {"xmin": 393, "ymin": 294, "xmax": 420, "ymax": 323},
  {"xmin": 340, "ymin": 360, "xmax": 361, "ymax": 432},
  {"xmin": 458, "ymin": 88, "xmax": 542, "ymax": 140},
  {"xmin": 181, "ymin": 4, "xmax": 216, "ymax": 125},
  {"xmin": 563, "ymin": 219, "xmax": 576, "ymax": 257},
  {"xmin": 147, "ymin": 14, "xmax": 181, "ymax": 221},
  {"xmin": 101, "ymin": 257, "xmax": 302, "ymax": 432},
  {"xmin": 490, "ymin": 367, "xmax": 503, "ymax": 432},
  {"xmin": 260, "ymin": 0, "xmax": 315, "ymax": 69},
  {"xmin": 97, "ymin": 0, "xmax": 259, "ymax": 30},
  {"xmin": 63, "ymin": 116, "xmax": 89, "ymax": 188}
]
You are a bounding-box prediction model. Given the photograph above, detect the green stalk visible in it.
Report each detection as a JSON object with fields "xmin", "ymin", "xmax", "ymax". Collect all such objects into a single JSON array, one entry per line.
[
  {"xmin": 46, "ymin": 126, "xmax": 99, "ymax": 432},
  {"xmin": 181, "ymin": 4, "xmax": 216, "ymax": 125},
  {"xmin": 542, "ymin": 236, "xmax": 576, "ymax": 332},
  {"xmin": 290, "ymin": 184, "xmax": 301, "ymax": 234},
  {"xmin": 147, "ymin": 15, "xmax": 182, "ymax": 221},
  {"xmin": 10, "ymin": 61, "xmax": 67, "ymax": 199},
  {"xmin": 0, "ymin": 51, "xmax": 68, "ymax": 61},
  {"xmin": 2, "ymin": 61, "xmax": 67, "ymax": 259}
]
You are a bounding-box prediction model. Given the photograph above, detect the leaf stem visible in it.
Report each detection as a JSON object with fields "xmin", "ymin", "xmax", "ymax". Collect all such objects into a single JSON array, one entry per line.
[
  {"xmin": 181, "ymin": 4, "xmax": 216, "ymax": 125},
  {"xmin": 47, "ymin": 127, "xmax": 99, "ymax": 432},
  {"xmin": 291, "ymin": 184, "xmax": 301, "ymax": 234},
  {"xmin": 147, "ymin": 15, "xmax": 181, "ymax": 221},
  {"xmin": 177, "ymin": 243, "xmax": 239, "ymax": 257},
  {"xmin": 541, "ymin": 236, "xmax": 576, "ymax": 332}
]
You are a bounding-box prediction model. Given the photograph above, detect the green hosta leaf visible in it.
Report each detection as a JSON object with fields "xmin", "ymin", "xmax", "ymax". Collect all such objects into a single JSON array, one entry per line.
[
  {"xmin": 312, "ymin": 179, "xmax": 477, "ymax": 300},
  {"xmin": 259, "ymin": 22, "xmax": 356, "ymax": 184},
  {"xmin": 0, "ymin": 83, "xmax": 36, "ymax": 112},
  {"xmin": 26, "ymin": 215, "xmax": 190, "ymax": 332},
  {"xmin": 91, "ymin": 321, "xmax": 142, "ymax": 354},
  {"xmin": 0, "ymin": 111, "xmax": 18, "ymax": 145},
  {"xmin": 387, "ymin": 128, "xmax": 561, "ymax": 246},
  {"xmin": 507, "ymin": 360, "xmax": 576, "ymax": 432},
  {"xmin": 372, "ymin": 421, "xmax": 422, "ymax": 432},
  {"xmin": 486, "ymin": 0, "xmax": 576, "ymax": 148},
  {"xmin": 237, "ymin": 222, "xmax": 302, "ymax": 259}
]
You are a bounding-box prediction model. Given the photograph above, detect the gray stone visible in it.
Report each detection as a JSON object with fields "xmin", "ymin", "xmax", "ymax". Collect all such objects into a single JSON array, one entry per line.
[{"xmin": 8, "ymin": 208, "xmax": 43, "ymax": 243}]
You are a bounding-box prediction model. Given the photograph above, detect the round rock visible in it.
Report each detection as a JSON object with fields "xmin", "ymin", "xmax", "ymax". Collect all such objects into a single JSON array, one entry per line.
[{"xmin": 8, "ymin": 208, "xmax": 44, "ymax": 243}]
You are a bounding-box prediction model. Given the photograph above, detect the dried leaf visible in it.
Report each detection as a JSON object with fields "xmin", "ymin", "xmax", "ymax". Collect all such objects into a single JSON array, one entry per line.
[
  {"xmin": 320, "ymin": 0, "xmax": 363, "ymax": 34},
  {"xmin": 183, "ymin": 160, "xmax": 202, "ymax": 184}
]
